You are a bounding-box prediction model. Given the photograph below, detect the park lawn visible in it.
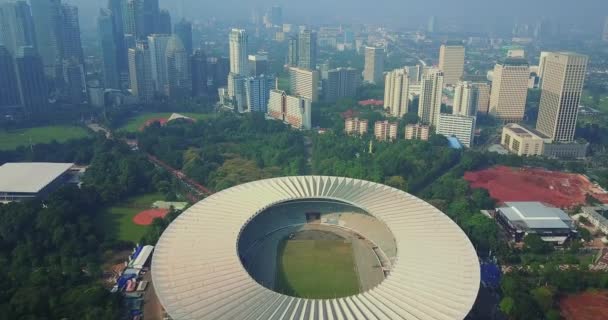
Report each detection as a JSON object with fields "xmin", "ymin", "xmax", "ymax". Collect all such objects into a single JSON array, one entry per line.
[
  {"xmin": 100, "ymin": 193, "xmax": 164, "ymax": 243},
  {"xmin": 0, "ymin": 126, "xmax": 90, "ymax": 151},
  {"xmin": 276, "ymin": 240, "xmax": 359, "ymax": 299},
  {"xmin": 119, "ymin": 112, "xmax": 216, "ymax": 132}
]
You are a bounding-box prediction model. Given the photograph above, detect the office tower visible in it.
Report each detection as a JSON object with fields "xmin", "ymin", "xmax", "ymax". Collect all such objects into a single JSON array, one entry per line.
[
  {"xmin": 59, "ymin": 4, "xmax": 84, "ymax": 64},
  {"xmin": 248, "ymin": 54, "xmax": 268, "ymax": 76},
  {"xmin": 62, "ymin": 58, "xmax": 86, "ymax": 104},
  {"xmin": 229, "ymin": 29, "xmax": 248, "ymax": 75},
  {"xmin": 428, "ymin": 16, "xmax": 436, "ymax": 33},
  {"xmin": 268, "ymin": 89, "xmax": 312, "ymax": 129},
  {"xmin": 128, "ymin": 41, "xmax": 154, "ymax": 102},
  {"xmin": 489, "ymin": 58, "xmax": 530, "ymax": 121},
  {"xmin": 30, "ymin": 0, "xmax": 62, "ymax": 77},
  {"xmin": 537, "ymin": 51, "xmax": 551, "ymax": 86},
  {"xmin": 207, "ymin": 56, "xmax": 229, "ymax": 88},
  {"xmin": 325, "ymin": 67, "xmax": 360, "ymax": 103},
  {"xmin": 474, "ymin": 82, "xmax": 491, "ymax": 114},
  {"xmin": 438, "ymin": 44, "xmax": 465, "ymax": 86},
  {"xmin": 245, "ymin": 74, "xmax": 275, "ymax": 112},
  {"xmin": 124, "ymin": 0, "xmax": 142, "ymax": 37},
  {"xmin": 345, "ymin": 118, "xmax": 368, "ymax": 136},
  {"xmin": 405, "ymin": 65, "xmax": 423, "ymax": 83},
  {"xmin": 418, "ymin": 69, "xmax": 444, "ymax": 127},
  {"xmin": 383, "ymin": 68, "xmax": 410, "ymax": 118},
  {"xmin": 287, "ymin": 35, "xmax": 298, "ymax": 66},
  {"xmin": 142, "ymin": 0, "xmax": 159, "ymax": 36},
  {"xmin": 228, "ymin": 73, "xmax": 247, "ymax": 111},
  {"xmin": 269, "ymin": 6, "xmax": 282, "ymax": 26},
  {"xmin": 536, "ymin": 52, "xmax": 588, "ymax": 142},
  {"xmin": 191, "ymin": 49, "xmax": 207, "ymax": 97},
  {"xmin": 147, "ymin": 34, "xmax": 171, "ymax": 93},
  {"xmin": 156, "ymin": 9, "xmax": 171, "ymax": 34},
  {"xmin": 363, "ymin": 46, "xmax": 384, "ymax": 84},
  {"xmin": 289, "ymin": 67, "xmax": 319, "ymax": 102},
  {"xmin": 107, "ymin": 0, "xmax": 129, "ymax": 84},
  {"xmin": 437, "ymin": 113, "xmax": 476, "ymax": 147},
  {"xmin": 0, "ymin": 46, "xmax": 20, "ymax": 107},
  {"xmin": 603, "ymin": 17, "xmax": 608, "ymax": 41},
  {"xmin": 374, "ymin": 121, "xmax": 398, "ymax": 141},
  {"xmin": 405, "ymin": 124, "xmax": 430, "ymax": 141},
  {"xmin": 175, "ymin": 19, "xmax": 193, "ymax": 54},
  {"xmin": 97, "ymin": 9, "xmax": 120, "ymax": 89},
  {"xmin": 166, "ymin": 36, "xmax": 191, "ymax": 99},
  {"xmin": 15, "ymin": 46, "xmax": 49, "ymax": 114},
  {"xmin": 453, "ymin": 81, "xmax": 479, "ymax": 116},
  {"xmin": 0, "ymin": 1, "xmax": 36, "ymax": 56},
  {"xmin": 297, "ymin": 29, "xmax": 317, "ymax": 70}
]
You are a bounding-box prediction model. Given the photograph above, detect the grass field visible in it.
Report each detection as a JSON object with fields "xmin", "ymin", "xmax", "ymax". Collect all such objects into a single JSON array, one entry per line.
[
  {"xmin": 118, "ymin": 112, "xmax": 216, "ymax": 132},
  {"xmin": 99, "ymin": 193, "xmax": 164, "ymax": 243},
  {"xmin": 0, "ymin": 125, "xmax": 90, "ymax": 151},
  {"xmin": 275, "ymin": 240, "xmax": 359, "ymax": 299}
]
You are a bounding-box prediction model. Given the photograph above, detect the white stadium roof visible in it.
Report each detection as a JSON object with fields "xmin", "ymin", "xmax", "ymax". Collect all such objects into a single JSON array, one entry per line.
[
  {"xmin": 0, "ymin": 162, "xmax": 74, "ymax": 193},
  {"xmin": 152, "ymin": 176, "xmax": 480, "ymax": 320}
]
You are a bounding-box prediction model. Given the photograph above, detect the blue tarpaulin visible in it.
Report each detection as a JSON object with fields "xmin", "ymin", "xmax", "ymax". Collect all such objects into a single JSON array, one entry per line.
[{"xmin": 480, "ymin": 263, "xmax": 501, "ymax": 287}]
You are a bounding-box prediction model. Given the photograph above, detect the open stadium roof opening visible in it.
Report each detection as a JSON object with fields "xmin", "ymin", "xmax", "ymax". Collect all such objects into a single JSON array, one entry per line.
[{"xmin": 152, "ymin": 176, "xmax": 480, "ymax": 320}]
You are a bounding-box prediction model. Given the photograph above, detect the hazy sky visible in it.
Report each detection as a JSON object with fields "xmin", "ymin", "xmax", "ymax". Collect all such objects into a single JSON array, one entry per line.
[{"xmin": 69, "ymin": 0, "xmax": 608, "ymax": 30}]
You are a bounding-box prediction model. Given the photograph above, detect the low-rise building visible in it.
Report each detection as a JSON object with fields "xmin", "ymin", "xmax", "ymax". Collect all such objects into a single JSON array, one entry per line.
[
  {"xmin": 374, "ymin": 121, "xmax": 398, "ymax": 141},
  {"xmin": 495, "ymin": 202, "xmax": 576, "ymax": 244},
  {"xmin": 501, "ymin": 123, "xmax": 548, "ymax": 156},
  {"xmin": 437, "ymin": 113, "xmax": 476, "ymax": 147},
  {"xmin": 0, "ymin": 163, "xmax": 75, "ymax": 203},
  {"xmin": 345, "ymin": 118, "xmax": 368, "ymax": 136},
  {"xmin": 405, "ymin": 124, "xmax": 430, "ymax": 141},
  {"xmin": 581, "ymin": 206, "xmax": 608, "ymax": 234},
  {"xmin": 267, "ymin": 89, "xmax": 312, "ymax": 130}
]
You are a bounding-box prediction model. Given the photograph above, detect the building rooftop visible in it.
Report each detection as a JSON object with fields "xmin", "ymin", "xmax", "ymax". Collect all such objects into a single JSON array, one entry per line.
[
  {"xmin": 498, "ymin": 202, "xmax": 573, "ymax": 230},
  {"xmin": 0, "ymin": 163, "xmax": 74, "ymax": 193},
  {"xmin": 504, "ymin": 123, "xmax": 550, "ymax": 140}
]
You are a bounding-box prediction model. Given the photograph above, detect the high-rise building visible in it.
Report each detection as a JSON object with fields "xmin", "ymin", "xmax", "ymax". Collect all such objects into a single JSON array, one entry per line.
[
  {"xmin": 537, "ymin": 51, "xmax": 551, "ymax": 87},
  {"xmin": 107, "ymin": 0, "xmax": 129, "ymax": 86},
  {"xmin": 175, "ymin": 19, "xmax": 193, "ymax": 54},
  {"xmin": 147, "ymin": 34, "xmax": 171, "ymax": 93},
  {"xmin": 269, "ymin": 6, "xmax": 282, "ymax": 26},
  {"xmin": 345, "ymin": 118, "xmax": 368, "ymax": 136},
  {"xmin": 405, "ymin": 124, "xmax": 430, "ymax": 141},
  {"xmin": 30, "ymin": 0, "xmax": 62, "ymax": 77},
  {"xmin": 0, "ymin": 46, "xmax": 20, "ymax": 108},
  {"xmin": 128, "ymin": 41, "xmax": 154, "ymax": 102},
  {"xmin": 489, "ymin": 58, "xmax": 530, "ymax": 121},
  {"xmin": 229, "ymin": 29, "xmax": 248, "ymax": 75},
  {"xmin": 603, "ymin": 17, "xmax": 608, "ymax": 41},
  {"xmin": 227, "ymin": 72, "xmax": 247, "ymax": 112},
  {"xmin": 62, "ymin": 58, "xmax": 86, "ymax": 104},
  {"xmin": 325, "ymin": 67, "xmax": 360, "ymax": 103},
  {"xmin": 248, "ymin": 54, "xmax": 268, "ymax": 77},
  {"xmin": 191, "ymin": 49, "xmax": 207, "ymax": 97},
  {"xmin": 289, "ymin": 67, "xmax": 319, "ymax": 102},
  {"xmin": 245, "ymin": 74, "xmax": 275, "ymax": 112},
  {"xmin": 287, "ymin": 35, "xmax": 298, "ymax": 66},
  {"xmin": 427, "ymin": 16, "xmax": 436, "ymax": 33},
  {"xmin": 166, "ymin": 36, "xmax": 191, "ymax": 99},
  {"xmin": 405, "ymin": 65, "xmax": 423, "ymax": 84},
  {"xmin": 437, "ymin": 113, "xmax": 476, "ymax": 147},
  {"xmin": 207, "ymin": 56, "xmax": 229, "ymax": 88},
  {"xmin": 157, "ymin": 9, "xmax": 171, "ymax": 34},
  {"xmin": 418, "ymin": 69, "xmax": 444, "ymax": 127},
  {"xmin": 453, "ymin": 81, "xmax": 481, "ymax": 117},
  {"xmin": 297, "ymin": 29, "xmax": 317, "ymax": 70},
  {"xmin": 124, "ymin": 0, "xmax": 143, "ymax": 37},
  {"xmin": 97, "ymin": 9, "xmax": 120, "ymax": 89},
  {"xmin": 374, "ymin": 121, "xmax": 398, "ymax": 141},
  {"xmin": 383, "ymin": 68, "xmax": 410, "ymax": 118},
  {"xmin": 363, "ymin": 46, "xmax": 384, "ymax": 84},
  {"xmin": 60, "ymin": 4, "xmax": 84, "ymax": 64},
  {"xmin": 0, "ymin": 1, "xmax": 36, "ymax": 56},
  {"xmin": 142, "ymin": 0, "xmax": 159, "ymax": 36},
  {"xmin": 267, "ymin": 89, "xmax": 312, "ymax": 129},
  {"xmin": 536, "ymin": 52, "xmax": 588, "ymax": 142},
  {"xmin": 438, "ymin": 44, "xmax": 465, "ymax": 86},
  {"xmin": 15, "ymin": 46, "xmax": 49, "ymax": 114},
  {"xmin": 474, "ymin": 82, "xmax": 491, "ymax": 114}
]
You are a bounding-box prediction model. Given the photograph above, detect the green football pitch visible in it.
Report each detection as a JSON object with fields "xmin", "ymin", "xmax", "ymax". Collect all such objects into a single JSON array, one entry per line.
[{"xmin": 275, "ymin": 240, "xmax": 360, "ymax": 299}]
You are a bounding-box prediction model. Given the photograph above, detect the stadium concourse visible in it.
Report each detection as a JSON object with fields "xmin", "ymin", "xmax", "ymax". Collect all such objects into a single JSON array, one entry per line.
[{"xmin": 152, "ymin": 176, "xmax": 480, "ymax": 320}]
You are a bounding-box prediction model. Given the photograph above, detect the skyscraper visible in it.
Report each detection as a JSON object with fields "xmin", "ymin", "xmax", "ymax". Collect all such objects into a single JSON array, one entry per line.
[
  {"xmin": 536, "ymin": 52, "xmax": 588, "ymax": 142},
  {"xmin": 325, "ymin": 67, "xmax": 360, "ymax": 103},
  {"xmin": 175, "ymin": 19, "xmax": 193, "ymax": 54},
  {"xmin": 244, "ymin": 74, "xmax": 275, "ymax": 112},
  {"xmin": 363, "ymin": 46, "xmax": 384, "ymax": 84},
  {"xmin": 248, "ymin": 54, "xmax": 268, "ymax": 77},
  {"xmin": 128, "ymin": 41, "xmax": 154, "ymax": 102},
  {"xmin": 289, "ymin": 67, "xmax": 319, "ymax": 102},
  {"xmin": 62, "ymin": 58, "xmax": 86, "ymax": 104},
  {"xmin": 453, "ymin": 81, "xmax": 482, "ymax": 117},
  {"xmin": 60, "ymin": 4, "xmax": 84, "ymax": 64},
  {"xmin": 107, "ymin": 0, "xmax": 129, "ymax": 85},
  {"xmin": 148, "ymin": 34, "xmax": 171, "ymax": 93},
  {"xmin": 142, "ymin": 0, "xmax": 159, "ymax": 36},
  {"xmin": 15, "ymin": 46, "xmax": 49, "ymax": 114},
  {"xmin": 0, "ymin": 1, "xmax": 36, "ymax": 56},
  {"xmin": 474, "ymin": 82, "xmax": 491, "ymax": 114},
  {"xmin": 157, "ymin": 9, "xmax": 171, "ymax": 34},
  {"xmin": 229, "ymin": 29, "xmax": 248, "ymax": 75},
  {"xmin": 489, "ymin": 58, "xmax": 530, "ymax": 121},
  {"xmin": 438, "ymin": 44, "xmax": 465, "ymax": 86},
  {"xmin": 603, "ymin": 17, "xmax": 608, "ymax": 41},
  {"xmin": 30, "ymin": 0, "xmax": 62, "ymax": 77},
  {"xmin": 227, "ymin": 73, "xmax": 247, "ymax": 112},
  {"xmin": 427, "ymin": 16, "xmax": 436, "ymax": 33},
  {"xmin": 98, "ymin": 9, "xmax": 120, "ymax": 89},
  {"xmin": 287, "ymin": 36, "xmax": 298, "ymax": 66},
  {"xmin": 383, "ymin": 68, "xmax": 410, "ymax": 118},
  {"xmin": 297, "ymin": 29, "xmax": 317, "ymax": 70},
  {"xmin": 269, "ymin": 6, "xmax": 282, "ymax": 26},
  {"xmin": 418, "ymin": 68, "xmax": 444, "ymax": 127},
  {"xmin": 191, "ymin": 49, "xmax": 207, "ymax": 97},
  {"xmin": 0, "ymin": 46, "xmax": 20, "ymax": 108},
  {"xmin": 166, "ymin": 36, "xmax": 191, "ymax": 99},
  {"xmin": 537, "ymin": 51, "xmax": 551, "ymax": 87}
]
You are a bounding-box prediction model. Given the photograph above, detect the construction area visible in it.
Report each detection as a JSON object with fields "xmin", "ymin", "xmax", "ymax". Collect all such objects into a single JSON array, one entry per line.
[
  {"xmin": 560, "ymin": 291, "xmax": 608, "ymax": 320},
  {"xmin": 464, "ymin": 166, "xmax": 608, "ymax": 209}
]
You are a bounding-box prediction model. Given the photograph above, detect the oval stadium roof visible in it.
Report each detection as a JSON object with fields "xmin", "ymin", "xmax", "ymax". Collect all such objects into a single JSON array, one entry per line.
[{"xmin": 152, "ymin": 176, "xmax": 480, "ymax": 320}]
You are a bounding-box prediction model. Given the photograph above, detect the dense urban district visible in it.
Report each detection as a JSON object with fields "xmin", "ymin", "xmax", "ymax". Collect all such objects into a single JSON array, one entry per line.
[{"xmin": 2, "ymin": 1, "xmax": 608, "ymax": 319}]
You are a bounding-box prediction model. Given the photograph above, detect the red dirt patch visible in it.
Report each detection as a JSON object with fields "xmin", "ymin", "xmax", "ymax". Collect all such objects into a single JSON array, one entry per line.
[
  {"xmin": 139, "ymin": 118, "xmax": 168, "ymax": 131},
  {"xmin": 133, "ymin": 209, "xmax": 170, "ymax": 226},
  {"xmin": 464, "ymin": 166, "xmax": 608, "ymax": 209},
  {"xmin": 560, "ymin": 291, "xmax": 608, "ymax": 320}
]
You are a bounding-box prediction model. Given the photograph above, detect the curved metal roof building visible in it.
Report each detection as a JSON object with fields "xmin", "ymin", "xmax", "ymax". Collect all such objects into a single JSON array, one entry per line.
[{"xmin": 152, "ymin": 176, "xmax": 480, "ymax": 320}]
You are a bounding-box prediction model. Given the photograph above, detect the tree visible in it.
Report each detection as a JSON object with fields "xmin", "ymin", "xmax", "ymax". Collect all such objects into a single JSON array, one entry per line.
[
  {"xmin": 385, "ymin": 176, "xmax": 407, "ymax": 190},
  {"xmin": 499, "ymin": 297, "xmax": 515, "ymax": 316},
  {"xmin": 530, "ymin": 286, "xmax": 555, "ymax": 312},
  {"xmin": 524, "ymin": 234, "xmax": 554, "ymax": 254}
]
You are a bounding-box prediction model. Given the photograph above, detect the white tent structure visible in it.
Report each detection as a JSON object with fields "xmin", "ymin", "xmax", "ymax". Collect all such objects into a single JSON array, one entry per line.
[{"xmin": 152, "ymin": 176, "xmax": 480, "ymax": 320}]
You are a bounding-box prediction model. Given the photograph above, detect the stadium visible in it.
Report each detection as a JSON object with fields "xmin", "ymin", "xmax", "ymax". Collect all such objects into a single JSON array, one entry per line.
[{"xmin": 152, "ymin": 176, "xmax": 480, "ymax": 319}]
